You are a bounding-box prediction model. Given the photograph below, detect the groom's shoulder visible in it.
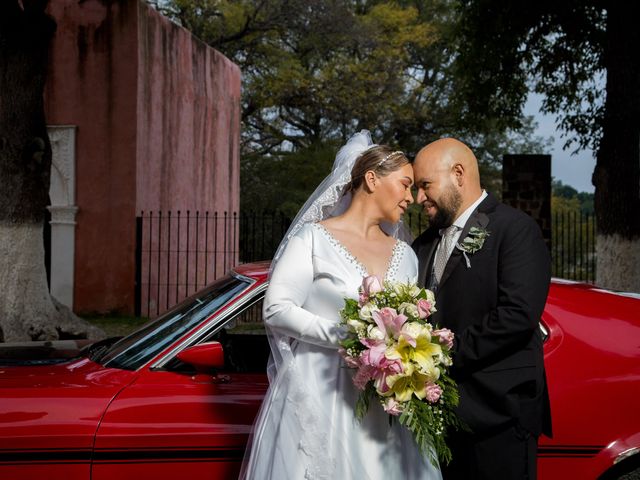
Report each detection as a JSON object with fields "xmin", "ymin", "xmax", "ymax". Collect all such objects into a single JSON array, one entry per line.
[
  {"xmin": 487, "ymin": 200, "xmax": 543, "ymax": 239},
  {"xmin": 490, "ymin": 199, "xmax": 537, "ymax": 223}
]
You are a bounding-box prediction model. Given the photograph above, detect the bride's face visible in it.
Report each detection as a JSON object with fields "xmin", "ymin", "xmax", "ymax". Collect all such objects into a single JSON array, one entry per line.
[{"xmin": 372, "ymin": 163, "xmax": 414, "ymax": 223}]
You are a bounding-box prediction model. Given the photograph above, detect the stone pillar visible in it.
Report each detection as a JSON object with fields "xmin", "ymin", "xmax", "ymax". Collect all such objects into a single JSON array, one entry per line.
[
  {"xmin": 47, "ymin": 126, "xmax": 78, "ymax": 309},
  {"xmin": 502, "ymin": 154, "xmax": 551, "ymax": 248}
]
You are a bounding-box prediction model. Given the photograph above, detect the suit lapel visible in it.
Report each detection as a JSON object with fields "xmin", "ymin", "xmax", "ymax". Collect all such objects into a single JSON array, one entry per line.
[
  {"xmin": 437, "ymin": 199, "xmax": 491, "ymax": 290},
  {"xmin": 421, "ymin": 237, "xmax": 440, "ymax": 287},
  {"xmin": 415, "ymin": 228, "xmax": 440, "ymax": 287}
]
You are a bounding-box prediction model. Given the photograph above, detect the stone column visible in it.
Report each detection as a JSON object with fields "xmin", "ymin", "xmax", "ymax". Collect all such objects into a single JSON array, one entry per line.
[
  {"xmin": 47, "ymin": 126, "xmax": 78, "ymax": 309},
  {"xmin": 502, "ymin": 154, "xmax": 552, "ymax": 248}
]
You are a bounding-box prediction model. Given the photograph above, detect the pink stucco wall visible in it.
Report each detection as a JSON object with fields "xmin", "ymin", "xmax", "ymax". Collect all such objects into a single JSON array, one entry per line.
[
  {"xmin": 45, "ymin": 0, "xmax": 241, "ymax": 315},
  {"xmin": 136, "ymin": 7, "xmax": 241, "ymax": 214}
]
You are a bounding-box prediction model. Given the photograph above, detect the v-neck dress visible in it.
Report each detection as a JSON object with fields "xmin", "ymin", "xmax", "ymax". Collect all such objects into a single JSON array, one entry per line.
[{"xmin": 241, "ymin": 223, "xmax": 441, "ymax": 480}]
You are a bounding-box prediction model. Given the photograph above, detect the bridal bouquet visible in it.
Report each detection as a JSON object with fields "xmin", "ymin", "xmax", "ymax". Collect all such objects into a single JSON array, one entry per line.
[{"xmin": 339, "ymin": 276, "xmax": 463, "ymax": 466}]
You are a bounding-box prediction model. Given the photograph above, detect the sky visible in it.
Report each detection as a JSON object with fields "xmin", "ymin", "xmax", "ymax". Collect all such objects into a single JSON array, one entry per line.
[{"xmin": 523, "ymin": 93, "xmax": 596, "ymax": 193}]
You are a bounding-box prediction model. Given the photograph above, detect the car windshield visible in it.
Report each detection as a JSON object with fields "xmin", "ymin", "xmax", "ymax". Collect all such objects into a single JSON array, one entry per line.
[{"xmin": 99, "ymin": 274, "xmax": 252, "ymax": 370}]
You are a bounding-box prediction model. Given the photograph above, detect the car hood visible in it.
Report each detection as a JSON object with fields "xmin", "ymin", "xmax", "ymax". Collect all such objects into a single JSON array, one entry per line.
[
  {"xmin": 0, "ymin": 341, "xmax": 135, "ymax": 387},
  {"xmin": 0, "ymin": 340, "xmax": 94, "ymax": 367},
  {"xmin": 0, "ymin": 351, "xmax": 137, "ymax": 453}
]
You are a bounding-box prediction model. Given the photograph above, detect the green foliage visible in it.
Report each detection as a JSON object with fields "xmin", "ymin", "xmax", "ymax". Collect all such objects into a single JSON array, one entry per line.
[
  {"xmin": 552, "ymin": 179, "xmax": 594, "ymax": 215},
  {"xmin": 355, "ymin": 382, "xmax": 376, "ymax": 419},
  {"xmin": 154, "ymin": 0, "xmax": 550, "ymax": 213},
  {"xmin": 163, "ymin": 0, "xmax": 436, "ymax": 151},
  {"xmin": 450, "ymin": 1, "xmax": 640, "ymax": 253},
  {"xmin": 452, "ymin": 0, "xmax": 606, "ymax": 153},
  {"xmin": 240, "ymin": 142, "xmax": 337, "ymax": 215},
  {"xmin": 341, "ymin": 298, "xmax": 359, "ymax": 320},
  {"xmin": 398, "ymin": 377, "xmax": 467, "ymax": 467}
]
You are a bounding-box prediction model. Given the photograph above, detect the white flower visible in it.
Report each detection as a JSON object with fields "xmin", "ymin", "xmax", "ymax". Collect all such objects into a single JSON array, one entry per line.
[
  {"xmin": 359, "ymin": 302, "xmax": 379, "ymax": 321},
  {"xmin": 438, "ymin": 352, "xmax": 453, "ymax": 367},
  {"xmin": 392, "ymin": 283, "xmax": 405, "ymax": 296},
  {"xmin": 401, "ymin": 321, "xmax": 431, "ymax": 340},
  {"xmin": 425, "ymin": 289, "xmax": 436, "ymax": 303},
  {"xmin": 347, "ymin": 318, "xmax": 366, "ymax": 332},
  {"xmin": 398, "ymin": 302, "xmax": 419, "ymax": 318},
  {"xmin": 367, "ymin": 325, "xmax": 385, "ymax": 341},
  {"xmin": 456, "ymin": 227, "xmax": 490, "ymax": 268}
]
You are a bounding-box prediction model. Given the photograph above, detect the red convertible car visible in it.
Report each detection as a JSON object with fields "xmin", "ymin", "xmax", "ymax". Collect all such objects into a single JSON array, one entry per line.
[{"xmin": 0, "ymin": 262, "xmax": 638, "ymax": 479}]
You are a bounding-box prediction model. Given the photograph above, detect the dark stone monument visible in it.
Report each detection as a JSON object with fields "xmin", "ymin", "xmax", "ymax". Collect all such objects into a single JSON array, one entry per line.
[{"xmin": 502, "ymin": 154, "xmax": 552, "ymax": 249}]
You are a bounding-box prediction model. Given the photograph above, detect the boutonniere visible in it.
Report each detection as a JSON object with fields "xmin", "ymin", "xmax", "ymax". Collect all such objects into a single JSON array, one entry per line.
[{"xmin": 456, "ymin": 227, "xmax": 490, "ymax": 268}]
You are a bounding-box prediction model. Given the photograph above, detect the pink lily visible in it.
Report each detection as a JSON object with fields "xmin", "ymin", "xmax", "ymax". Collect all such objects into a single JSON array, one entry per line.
[
  {"xmin": 372, "ymin": 358, "xmax": 404, "ymax": 394},
  {"xmin": 358, "ymin": 338, "xmax": 404, "ymax": 394},
  {"xmin": 360, "ymin": 338, "xmax": 387, "ymax": 367},
  {"xmin": 372, "ymin": 307, "xmax": 407, "ymax": 339}
]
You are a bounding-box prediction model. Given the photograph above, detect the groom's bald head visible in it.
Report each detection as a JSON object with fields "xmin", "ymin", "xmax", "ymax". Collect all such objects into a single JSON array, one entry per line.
[
  {"xmin": 416, "ymin": 138, "xmax": 481, "ymax": 186},
  {"xmin": 413, "ymin": 138, "xmax": 483, "ymax": 227}
]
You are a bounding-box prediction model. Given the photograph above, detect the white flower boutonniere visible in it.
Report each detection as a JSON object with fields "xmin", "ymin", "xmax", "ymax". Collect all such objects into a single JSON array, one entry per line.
[{"xmin": 456, "ymin": 227, "xmax": 490, "ymax": 268}]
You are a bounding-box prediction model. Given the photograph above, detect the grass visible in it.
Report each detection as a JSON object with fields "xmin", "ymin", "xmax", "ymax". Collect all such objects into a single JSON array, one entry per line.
[{"xmin": 83, "ymin": 314, "xmax": 149, "ymax": 337}]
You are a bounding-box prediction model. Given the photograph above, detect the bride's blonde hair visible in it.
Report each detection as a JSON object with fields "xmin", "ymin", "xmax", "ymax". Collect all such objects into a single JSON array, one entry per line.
[{"xmin": 345, "ymin": 146, "xmax": 409, "ymax": 193}]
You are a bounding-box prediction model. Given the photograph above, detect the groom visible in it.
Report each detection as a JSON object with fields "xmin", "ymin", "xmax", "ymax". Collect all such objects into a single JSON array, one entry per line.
[{"xmin": 412, "ymin": 138, "xmax": 552, "ymax": 479}]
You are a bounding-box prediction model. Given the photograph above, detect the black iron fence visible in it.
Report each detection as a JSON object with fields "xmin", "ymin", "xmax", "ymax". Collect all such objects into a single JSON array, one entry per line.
[
  {"xmin": 135, "ymin": 209, "xmax": 596, "ymax": 317},
  {"xmin": 238, "ymin": 211, "xmax": 291, "ymax": 263},
  {"xmin": 552, "ymin": 210, "xmax": 596, "ymax": 283},
  {"xmin": 135, "ymin": 211, "xmax": 238, "ymax": 318},
  {"xmin": 135, "ymin": 210, "xmax": 291, "ymax": 318}
]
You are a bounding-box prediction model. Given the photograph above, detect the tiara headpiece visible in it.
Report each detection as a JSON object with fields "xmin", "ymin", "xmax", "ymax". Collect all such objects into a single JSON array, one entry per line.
[{"xmin": 377, "ymin": 150, "xmax": 404, "ymax": 167}]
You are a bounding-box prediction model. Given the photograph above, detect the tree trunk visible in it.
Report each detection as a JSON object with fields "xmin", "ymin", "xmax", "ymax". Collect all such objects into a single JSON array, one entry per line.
[
  {"xmin": 593, "ymin": 1, "xmax": 640, "ymax": 292},
  {"xmin": 0, "ymin": 1, "xmax": 104, "ymax": 341}
]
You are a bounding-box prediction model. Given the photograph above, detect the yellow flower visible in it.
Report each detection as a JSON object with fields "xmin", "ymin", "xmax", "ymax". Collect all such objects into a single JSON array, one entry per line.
[
  {"xmin": 386, "ymin": 322, "xmax": 442, "ymax": 380},
  {"xmin": 385, "ymin": 363, "xmax": 435, "ymax": 402}
]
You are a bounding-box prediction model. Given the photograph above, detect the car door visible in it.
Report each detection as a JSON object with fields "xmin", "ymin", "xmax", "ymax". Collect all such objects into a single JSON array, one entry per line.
[{"xmin": 91, "ymin": 294, "xmax": 270, "ymax": 480}]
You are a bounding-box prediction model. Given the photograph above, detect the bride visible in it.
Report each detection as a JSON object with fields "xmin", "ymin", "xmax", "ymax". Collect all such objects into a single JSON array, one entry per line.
[{"xmin": 240, "ymin": 131, "xmax": 442, "ymax": 479}]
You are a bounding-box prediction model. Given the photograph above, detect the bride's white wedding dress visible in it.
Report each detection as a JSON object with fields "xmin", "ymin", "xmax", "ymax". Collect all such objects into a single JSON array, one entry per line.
[{"xmin": 241, "ymin": 223, "xmax": 441, "ymax": 480}]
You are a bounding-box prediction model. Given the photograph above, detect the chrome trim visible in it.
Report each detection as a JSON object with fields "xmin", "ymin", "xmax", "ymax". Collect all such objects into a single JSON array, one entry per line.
[
  {"xmin": 539, "ymin": 322, "xmax": 549, "ymax": 341},
  {"xmin": 614, "ymin": 447, "xmax": 640, "ymax": 464},
  {"xmin": 149, "ymin": 278, "xmax": 268, "ymax": 370},
  {"xmin": 232, "ymin": 271, "xmax": 259, "ymax": 286}
]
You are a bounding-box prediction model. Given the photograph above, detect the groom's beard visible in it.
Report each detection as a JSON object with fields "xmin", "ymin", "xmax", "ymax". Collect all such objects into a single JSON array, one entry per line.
[{"xmin": 427, "ymin": 184, "xmax": 462, "ymax": 230}]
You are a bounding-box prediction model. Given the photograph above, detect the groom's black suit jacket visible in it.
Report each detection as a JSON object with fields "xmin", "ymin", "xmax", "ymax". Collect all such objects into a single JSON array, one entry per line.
[{"xmin": 412, "ymin": 193, "xmax": 552, "ymax": 438}]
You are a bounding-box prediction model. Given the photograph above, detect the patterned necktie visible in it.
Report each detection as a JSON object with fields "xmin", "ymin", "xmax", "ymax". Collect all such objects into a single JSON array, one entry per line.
[{"xmin": 434, "ymin": 225, "xmax": 458, "ymax": 283}]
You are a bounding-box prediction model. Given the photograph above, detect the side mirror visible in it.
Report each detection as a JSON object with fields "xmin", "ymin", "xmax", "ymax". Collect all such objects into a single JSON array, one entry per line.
[{"xmin": 176, "ymin": 341, "xmax": 225, "ymax": 373}]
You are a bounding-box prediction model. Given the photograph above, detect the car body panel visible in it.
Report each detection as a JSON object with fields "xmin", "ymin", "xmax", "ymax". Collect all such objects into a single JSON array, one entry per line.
[
  {"xmin": 0, "ymin": 358, "xmax": 136, "ymax": 479},
  {"xmin": 92, "ymin": 369, "xmax": 267, "ymax": 480},
  {"xmin": 538, "ymin": 281, "xmax": 640, "ymax": 478}
]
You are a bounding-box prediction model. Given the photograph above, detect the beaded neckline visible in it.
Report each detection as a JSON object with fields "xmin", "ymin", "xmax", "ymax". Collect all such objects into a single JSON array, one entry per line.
[{"xmin": 313, "ymin": 223, "xmax": 404, "ymax": 281}]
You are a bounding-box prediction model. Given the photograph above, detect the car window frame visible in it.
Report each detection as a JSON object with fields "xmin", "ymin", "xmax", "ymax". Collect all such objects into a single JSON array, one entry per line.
[{"xmin": 148, "ymin": 274, "xmax": 268, "ymax": 371}]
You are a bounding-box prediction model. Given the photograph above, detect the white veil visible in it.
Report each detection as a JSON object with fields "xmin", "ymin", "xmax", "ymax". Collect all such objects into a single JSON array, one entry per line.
[
  {"xmin": 265, "ymin": 129, "xmax": 376, "ymax": 381},
  {"xmin": 272, "ymin": 130, "xmax": 374, "ymax": 267}
]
